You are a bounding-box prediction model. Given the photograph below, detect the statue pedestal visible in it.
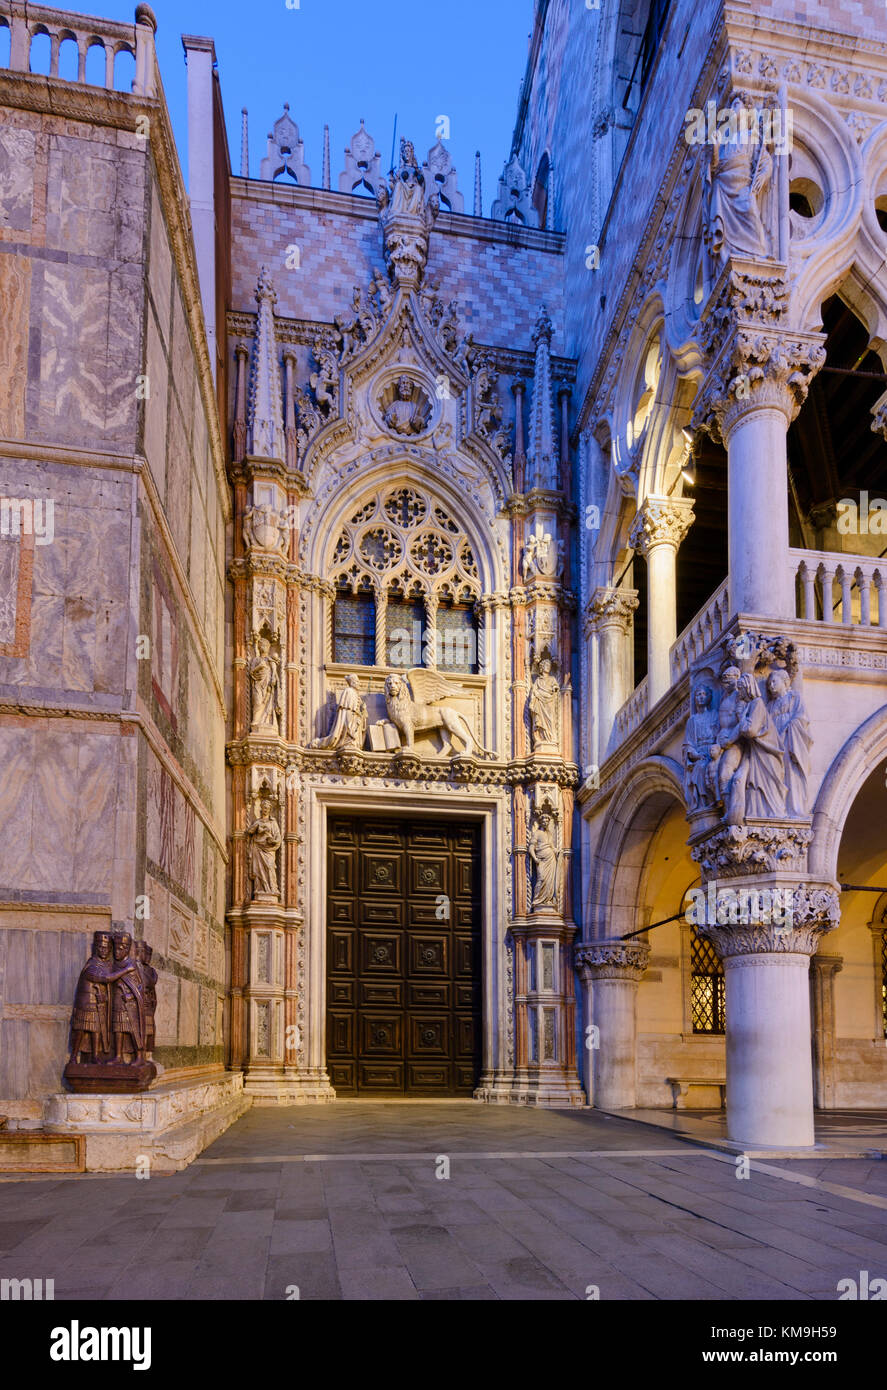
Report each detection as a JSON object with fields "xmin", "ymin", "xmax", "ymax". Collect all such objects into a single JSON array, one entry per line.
[
  {"xmin": 63, "ymin": 1060, "xmax": 156, "ymax": 1093},
  {"xmin": 43, "ymin": 1070, "xmax": 248, "ymax": 1172}
]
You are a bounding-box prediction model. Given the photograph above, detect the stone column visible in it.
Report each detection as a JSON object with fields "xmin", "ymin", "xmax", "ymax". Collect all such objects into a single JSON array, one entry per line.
[
  {"xmin": 693, "ymin": 261, "xmax": 825, "ymax": 619},
  {"xmin": 698, "ymin": 879, "xmax": 840, "ymax": 1147},
  {"xmin": 629, "ymin": 497, "xmax": 694, "ymax": 706},
  {"xmin": 576, "ymin": 940, "xmax": 649, "ymax": 1109},
  {"xmin": 810, "ymin": 954, "xmax": 843, "ymax": 1110},
  {"xmin": 584, "ymin": 587, "xmax": 638, "ymax": 763}
]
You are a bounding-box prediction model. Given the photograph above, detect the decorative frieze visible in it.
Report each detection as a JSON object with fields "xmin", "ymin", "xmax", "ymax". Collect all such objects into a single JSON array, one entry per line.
[{"xmin": 575, "ymin": 940, "xmax": 650, "ymax": 982}]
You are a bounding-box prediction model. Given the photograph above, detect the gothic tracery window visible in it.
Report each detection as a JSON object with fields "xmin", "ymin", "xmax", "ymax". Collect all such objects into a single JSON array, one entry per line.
[{"xmin": 330, "ymin": 486, "xmax": 481, "ymax": 671}]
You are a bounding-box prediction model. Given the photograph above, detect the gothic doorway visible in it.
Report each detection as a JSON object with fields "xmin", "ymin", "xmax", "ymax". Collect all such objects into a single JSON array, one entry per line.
[{"xmin": 325, "ymin": 816, "xmax": 482, "ymax": 1095}]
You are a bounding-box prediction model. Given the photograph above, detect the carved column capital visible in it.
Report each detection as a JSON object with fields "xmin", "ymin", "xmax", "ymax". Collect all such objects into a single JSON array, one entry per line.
[
  {"xmin": 575, "ymin": 939, "xmax": 650, "ymax": 982},
  {"xmin": 698, "ymin": 883, "xmax": 840, "ymax": 960},
  {"xmin": 692, "ymin": 260, "xmax": 826, "ymax": 442},
  {"xmin": 584, "ymin": 586, "xmax": 638, "ymax": 637},
  {"xmin": 871, "ymin": 390, "xmax": 887, "ymax": 441},
  {"xmin": 628, "ymin": 496, "xmax": 695, "ymax": 556}
]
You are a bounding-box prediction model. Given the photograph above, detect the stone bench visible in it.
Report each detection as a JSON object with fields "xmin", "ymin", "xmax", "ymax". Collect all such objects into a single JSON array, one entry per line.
[{"xmin": 666, "ymin": 1077, "xmax": 726, "ymax": 1110}]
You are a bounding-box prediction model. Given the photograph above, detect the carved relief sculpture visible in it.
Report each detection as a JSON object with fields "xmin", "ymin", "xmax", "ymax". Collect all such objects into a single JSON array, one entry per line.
[
  {"xmin": 243, "ymin": 503, "xmax": 286, "ymax": 553},
  {"xmin": 248, "ymin": 634, "xmax": 282, "ymax": 734},
  {"xmin": 521, "ymin": 523, "xmax": 564, "ymax": 582},
  {"xmin": 718, "ymin": 672, "xmax": 787, "ymax": 824},
  {"xmin": 247, "ymin": 795, "xmax": 282, "ymax": 900},
  {"xmin": 64, "ymin": 931, "xmax": 157, "ymax": 1093},
  {"xmin": 382, "ymin": 375, "xmax": 430, "ymax": 436},
  {"xmin": 384, "ymin": 669, "xmax": 494, "ymax": 759},
  {"xmin": 311, "ymin": 673, "xmax": 368, "ymax": 751},
  {"xmin": 682, "ymin": 680, "xmax": 721, "ymax": 812},
  {"xmin": 766, "ymin": 667, "xmax": 812, "ymax": 817}
]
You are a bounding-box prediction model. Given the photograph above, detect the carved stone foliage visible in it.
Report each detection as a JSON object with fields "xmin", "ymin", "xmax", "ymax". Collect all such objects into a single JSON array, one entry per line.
[
  {"xmin": 629, "ymin": 497, "xmax": 695, "ymax": 555},
  {"xmin": 331, "ymin": 485, "xmax": 479, "ymax": 603},
  {"xmin": 574, "ymin": 940, "xmax": 650, "ymax": 981},
  {"xmin": 698, "ymin": 885, "xmax": 840, "ymax": 959},
  {"xmin": 584, "ymin": 586, "xmax": 638, "ymax": 635},
  {"xmin": 690, "ymin": 822, "xmax": 814, "ymax": 881},
  {"xmin": 683, "ymin": 632, "xmax": 812, "ymax": 827}
]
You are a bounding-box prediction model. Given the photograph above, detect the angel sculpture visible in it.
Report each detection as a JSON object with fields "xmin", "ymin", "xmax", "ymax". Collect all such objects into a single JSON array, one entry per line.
[{"xmin": 384, "ymin": 669, "xmax": 495, "ymax": 759}]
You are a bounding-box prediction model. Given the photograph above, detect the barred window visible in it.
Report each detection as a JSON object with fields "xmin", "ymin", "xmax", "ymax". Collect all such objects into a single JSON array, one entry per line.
[
  {"xmin": 386, "ymin": 598, "xmax": 425, "ymax": 668},
  {"xmin": 332, "ymin": 588, "xmax": 375, "ymax": 666},
  {"xmin": 436, "ymin": 603, "xmax": 478, "ymax": 674},
  {"xmin": 881, "ymin": 933, "xmax": 887, "ymax": 1039},
  {"xmin": 691, "ymin": 928, "xmax": 725, "ymax": 1035}
]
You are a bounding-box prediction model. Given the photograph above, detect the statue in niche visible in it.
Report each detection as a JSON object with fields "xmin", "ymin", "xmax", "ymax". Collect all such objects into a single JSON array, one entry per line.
[
  {"xmin": 311, "ymin": 673, "xmax": 368, "ymax": 751},
  {"xmin": 247, "ymin": 795, "xmax": 282, "ymax": 899},
  {"xmin": 528, "ymin": 656, "xmax": 560, "ymax": 751},
  {"xmin": 682, "ymin": 681, "xmax": 721, "ymax": 812},
  {"xmin": 717, "ymin": 673, "xmax": 786, "ymax": 824},
  {"xmin": 703, "ymin": 93, "xmax": 773, "ymax": 263},
  {"xmin": 767, "ymin": 668, "xmax": 812, "ymax": 817},
  {"xmin": 383, "ymin": 376, "xmax": 428, "ymax": 436},
  {"xmin": 528, "ymin": 811, "xmax": 562, "ymax": 911},
  {"xmin": 248, "ymin": 634, "xmax": 282, "ymax": 734},
  {"xmin": 64, "ymin": 931, "xmax": 157, "ymax": 1092},
  {"xmin": 111, "ymin": 932, "xmax": 148, "ymax": 1064}
]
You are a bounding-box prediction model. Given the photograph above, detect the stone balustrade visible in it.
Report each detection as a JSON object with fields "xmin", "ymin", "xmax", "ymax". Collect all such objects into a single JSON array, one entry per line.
[
  {"xmin": 670, "ymin": 577, "xmax": 730, "ymax": 681},
  {"xmin": 613, "ymin": 674, "xmax": 648, "ymax": 746},
  {"xmin": 792, "ymin": 548, "xmax": 887, "ymax": 628},
  {"xmin": 0, "ymin": 1, "xmax": 157, "ymax": 97}
]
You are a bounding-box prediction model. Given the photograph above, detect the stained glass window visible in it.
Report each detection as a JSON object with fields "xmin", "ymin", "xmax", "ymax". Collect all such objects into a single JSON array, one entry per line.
[
  {"xmin": 691, "ymin": 928, "xmax": 725, "ymax": 1035},
  {"xmin": 332, "ymin": 589, "xmax": 375, "ymax": 666}
]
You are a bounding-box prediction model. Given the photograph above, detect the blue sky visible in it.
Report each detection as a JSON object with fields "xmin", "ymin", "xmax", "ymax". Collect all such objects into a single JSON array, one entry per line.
[{"xmin": 81, "ymin": 0, "xmax": 535, "ymax": 211}]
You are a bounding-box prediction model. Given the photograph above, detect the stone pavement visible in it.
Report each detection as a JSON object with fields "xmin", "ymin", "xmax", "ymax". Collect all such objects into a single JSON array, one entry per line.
[{"xmin": 1, "ymin": 1102, "xmax": 886, "ymax": 1300}]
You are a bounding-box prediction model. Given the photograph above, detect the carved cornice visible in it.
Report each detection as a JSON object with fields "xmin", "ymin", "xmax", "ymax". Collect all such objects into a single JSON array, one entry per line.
[
  {"xmin": 629, "ymin": 497, "xmax": 695, "ymax": 555},
  {"xmin": 690, "ymin": 821, "xmax": 813, "ymax": 881},
  {"xmin": 584, "ymin": 586, "xmax": 639, "ymax": 636},
  {"xmin": 226, "ymin": 742, "xmax": 580, "ymax": 788},
  {"xmin": 574, "ymin": 940, "xmax": 650, "ymax": 981}
]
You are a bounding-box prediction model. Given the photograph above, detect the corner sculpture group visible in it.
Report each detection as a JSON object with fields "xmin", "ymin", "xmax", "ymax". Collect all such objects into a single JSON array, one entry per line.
[{"xmin": 64, "ymin": 930, "xmax": 158, "ymax": 1093}]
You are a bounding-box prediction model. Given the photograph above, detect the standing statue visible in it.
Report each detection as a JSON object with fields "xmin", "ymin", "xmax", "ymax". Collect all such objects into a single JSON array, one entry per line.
[
  {"xmin": 137, "ymin": 941, "xmax": 158, "ymax": 1060},
  {"xmin": 247, "ymin": 796, "xmax": 282, "ymax": 899},
  {"xmin": 248, "ymin": 634, "xmax": 282, "ymax": 733},
  {"xmin": 703, "ymin": 94, "xmax": 773, "ymax": 263},
  {"xmin": 767, "ymin": 668, "xmax": 812, "ymax": 817},
  {"xmin": 724, "ymin": 673, "xmax": 787, "ymax": 823},
  {"xmin": 64, "ymin": 931, "xmax": 157, "ymax": 1091},
  {"xmin": 68, "ymin": 931, "xmax": 127, "ymax": 1064},
  {"xmin": 707, "ymin": 666, "xmax": 743, "ymax": 809},
  {"xmin": 682, "ymin": 683, "xmax": 721, "ymax": 811},
  {"xmin": 528, "ymin": 657, "xmax": 560, "ymax": 751},
  {"xmin": 528, "ymin": 812, "xmax": 562, "ymax": 911},
  {"xmin": 311, "ymin": 673, "xmax": 368, "ymax": 751},
  {"xmin": 111, "ymin": 933, "xmax": 148, "ymax": 1064}
]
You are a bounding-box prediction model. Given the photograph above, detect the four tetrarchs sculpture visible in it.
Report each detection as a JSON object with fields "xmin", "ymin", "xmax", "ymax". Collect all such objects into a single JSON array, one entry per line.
[{"xmin": 64, "ymin": 931, "xmax": 158, "ymax": 1093}]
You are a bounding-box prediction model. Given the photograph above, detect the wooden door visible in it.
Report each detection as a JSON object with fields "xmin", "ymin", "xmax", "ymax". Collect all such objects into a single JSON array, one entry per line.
[{"xmin": 326, "ymin": 817, "xmax": 481, "ymax": 1095}]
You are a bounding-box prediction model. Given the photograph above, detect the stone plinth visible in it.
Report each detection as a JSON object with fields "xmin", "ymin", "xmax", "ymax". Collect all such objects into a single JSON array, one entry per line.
[{"xmin": 43, "ymin": 1071, "xmax": 248, "ymax": 1173}]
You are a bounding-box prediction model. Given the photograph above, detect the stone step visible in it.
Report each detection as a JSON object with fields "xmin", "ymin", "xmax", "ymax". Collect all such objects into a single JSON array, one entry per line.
[{"xmin": 0, "ymin": 1130, "xmax": 85, "ymax": 1173}]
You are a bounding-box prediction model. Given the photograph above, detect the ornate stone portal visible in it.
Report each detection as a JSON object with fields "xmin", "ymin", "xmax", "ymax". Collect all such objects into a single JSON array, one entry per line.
[{"xmin": 226, "ymin": 135, "xmax": 582, "ymax": 1107}]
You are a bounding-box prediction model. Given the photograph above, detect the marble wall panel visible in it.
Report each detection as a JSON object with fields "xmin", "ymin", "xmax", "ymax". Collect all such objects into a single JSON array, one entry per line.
[
  {"xmin": 148, "ymin": 181, "xmax": 172, "ymax": 345},
  {"xmin": 28, "ymin": 1019, "xmax": 68, "ymax": 1094},
  {"xmin": 28, "ymin": 728, "xmax": 80, "ymax": 891},
  {"xmin": 72, "ymin": 733, "xmax": 117, "ymax": 897},
  {"xmin": 198, "ymin": 984, "xmax": 215, "ymax": 1045},
  {"xmin": 167, "ymin": 898, "xmax": 193, "ymax": 966},
  {"xmin": 153, "ymin": 970, "xmax": 178, "ymax": 1046},
  {"xmin": 0, "ymin": 1018, "xmax": 28, "ymax": 1099},
  {"xmin": 0, "ymin": 725, "xmax": 34, "ymax": 888},
  {"xmin": 0, "ymin": 252, "xmax": 30, "ymax": 437},
  {"xmin": 192, "ymin": 917, "xmax": 208, "ymax": 976},
  {"xmin": 0, "ymin": 126, "xmax": 36, "ymax": 233},
  {"xmin": 143, "ymin": 308, "xmax": 169, "ymax": 487},
  {"xmin": 178, "ymin": 977, "xmax": 198, "ymax": 1046}
]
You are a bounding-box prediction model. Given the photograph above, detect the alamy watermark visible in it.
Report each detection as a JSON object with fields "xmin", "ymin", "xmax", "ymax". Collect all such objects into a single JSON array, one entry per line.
[
  {"xmin": 684, "ymin": 100, "xmax": 793, "ymax": 156},
  {"xmin": 685, "ymin": 883, "xmax": 795, "ymax": 930},
  {"xmin": 0, "ymin": 497, "xmax": 54, "ymax": 545}
]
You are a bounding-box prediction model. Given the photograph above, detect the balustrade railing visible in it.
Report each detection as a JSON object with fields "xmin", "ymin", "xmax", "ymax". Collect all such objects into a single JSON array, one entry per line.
[
  {"xmin": 613, "ymin": 675, "xmax": 648, "ymax": 746},
  {"xmin": 0, "ymin": 2, "xmax": 157, "ymax": 97},
  {"xmin": 670, "ymin": 577, "xmax": 730, "ymax": 680},
  {"xmin": 791, "ymin": 548, "xmax": 887, "ymax": 628}
]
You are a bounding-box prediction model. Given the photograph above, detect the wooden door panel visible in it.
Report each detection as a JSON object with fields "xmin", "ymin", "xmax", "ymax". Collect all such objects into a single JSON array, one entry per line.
[{"xmin": 326, "ymin": 817, "xmax": 481, "ymax": 1096}]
